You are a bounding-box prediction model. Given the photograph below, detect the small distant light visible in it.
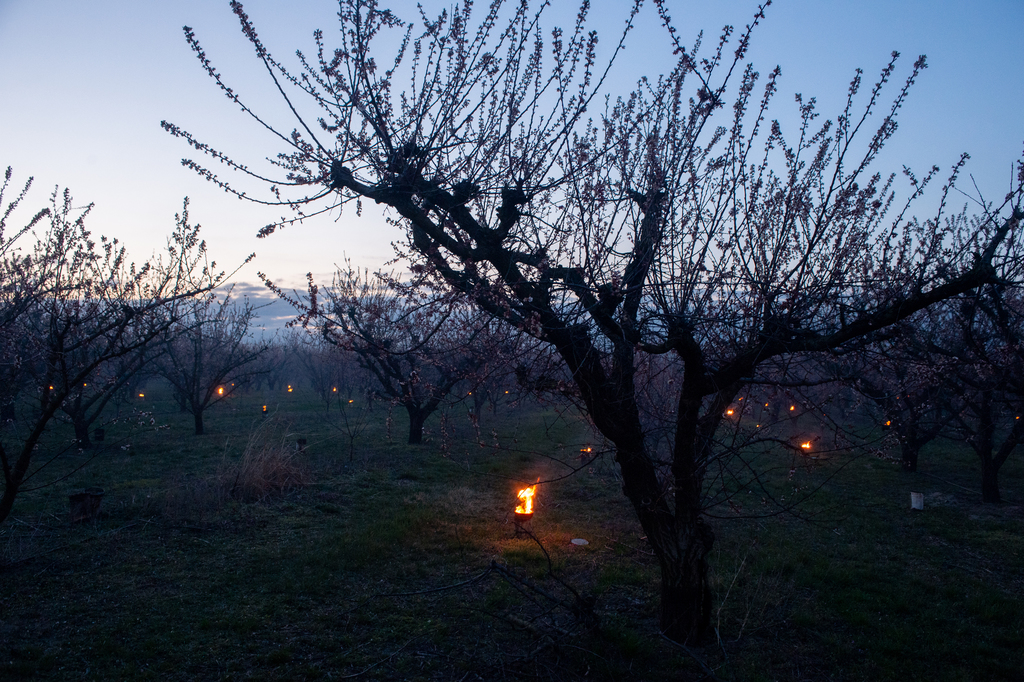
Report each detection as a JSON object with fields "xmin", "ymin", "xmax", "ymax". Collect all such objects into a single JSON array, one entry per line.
[
  {"xmin": 217, "ymin": 387, "xmax": 224, "ymax": 395},
  {"xmin": 764, "ymin": 402, "xmax": 769, "ymax": 407},
  {"xmin": 288, "ymin": 385, "xmax": 293, "ymax": 393},
  {"xmin": 262, "ymin": 405, "xmax": 267, "ymax": 413},
  {"xmin": 726, "ymin": 409, "xmax": 734, "ymax": 416},
  {"xmin": 138, "ymin": 393, "xmax": 144, "ymax": 398},
  {"xmin": 801, "ymin": 442, "xmax": 812, "ymax": 450},
  {"xmin": 333, "ymin": 387, "xmax": 337, "ymax": 392},
  {"xmin": 790, "ymin": 405, "xmax": 795, "ymax": 411},
  {"xmin": 505, "ymin": 391, "xmax": 509, "ymax": 394},
  {"xmin": 348, "ymin": 399, "xmax": 354, "ymax": 404}
]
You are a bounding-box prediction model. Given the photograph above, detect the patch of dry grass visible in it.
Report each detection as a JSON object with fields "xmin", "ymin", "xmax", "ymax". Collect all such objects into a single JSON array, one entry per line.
[
  {"xmin": 223, "ymin": 420, "xmax": 311, "ymax": 503},
  {"xmin": 160, "ymin": 419, "xmax": 311, "ymax": 522}
]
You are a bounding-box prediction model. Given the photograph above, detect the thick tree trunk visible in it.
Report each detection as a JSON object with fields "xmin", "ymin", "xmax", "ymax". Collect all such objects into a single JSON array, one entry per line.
[
  {"xmin": 900, "ymin": 441, "xmax": 918, "ymax": 472},
  {"xmin": 973, "ymin": 392, "xmax": 1000, "ymax": 503},
  {"xmin": 74, "ymin": 419, "xmax": 92, "ymax": 449},
  {"xmin": 407, "ymin": 408, "xmax": 426, "ymax": 445},
  {"xmin": 0, "ymin": 485, "xmax": 16, "ymax": 526},
  {"xmin": 614, "ymin": 442, "xmax": 716, "ymax": 644},
  {"xmin": 194, "ymin": 411, "xmax": 205, "ymax": 436},
  {"xmin": 0, "ymin": 450, "xmax": 19, "ymax": 523},
  {"xmin": 981, "ymin": 458, "xmax": 1001, "ymax": 503},
  {"xmin": 472, "ymin": 390, "xmax": 486, "ymax": 419},
  {"xmin": 654, "ymin": 519, "xmax": 715, "ymax": 643}
]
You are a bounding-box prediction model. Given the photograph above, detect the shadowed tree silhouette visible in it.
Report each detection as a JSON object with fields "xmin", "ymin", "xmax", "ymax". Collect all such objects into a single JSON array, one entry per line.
[
  {"xmin": 164, "ymin": 0, "xmax": 1024, "ymax": 642},
  {"xmin": 1, "ymin": 180, "xmax": 231, "ymax": 524}
]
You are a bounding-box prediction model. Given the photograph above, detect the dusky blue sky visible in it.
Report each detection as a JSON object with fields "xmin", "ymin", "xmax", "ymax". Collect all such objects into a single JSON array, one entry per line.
[{"xmin": 1, "ymin": 0, "xmax": 1021, "ymax": 315}]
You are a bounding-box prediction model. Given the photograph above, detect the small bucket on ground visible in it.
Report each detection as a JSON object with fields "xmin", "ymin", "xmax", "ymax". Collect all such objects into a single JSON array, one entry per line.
[
  {"xmin": 513, "ymin": 512, "xmax": 533, "ymax": 537},
  {"xmin": 69, "ymin": 487, "xmax": 104, "ymax": 523}
]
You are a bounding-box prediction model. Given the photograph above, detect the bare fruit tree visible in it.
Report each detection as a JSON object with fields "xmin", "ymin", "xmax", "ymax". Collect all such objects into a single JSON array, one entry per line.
[
  {"xmin": 0, "ymin": 175, "xmax": 228, "ymax": 524},
  {"xmin": 158, "ymin": 288, "xmax": 269, "ymax": 435},
  {"xmin": 928, "ymin": 286, "xmax": 1024, "ymax": 503},
  {"xmin": 165, "ymin": 0, "xmax": 1024, "ymax": 642},
  {"xmin": 271, "ymin": 264, "xmax": 493, "ymax": 445},
  {"xmin": 834, "ymin": 316, "xmax": 956, "ymax": 473}
]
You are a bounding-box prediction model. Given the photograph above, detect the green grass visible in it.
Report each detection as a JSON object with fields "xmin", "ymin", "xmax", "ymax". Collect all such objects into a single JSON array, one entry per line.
[{"xmin": 1, "ymin": 382, "xmax": 1022, "ymax": 680}]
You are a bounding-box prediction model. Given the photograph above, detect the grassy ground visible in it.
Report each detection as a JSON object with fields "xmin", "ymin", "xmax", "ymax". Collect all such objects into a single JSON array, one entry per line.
[{"xmin": 1, "ymin": 384, "xmax": 1022, "ymax": 680}]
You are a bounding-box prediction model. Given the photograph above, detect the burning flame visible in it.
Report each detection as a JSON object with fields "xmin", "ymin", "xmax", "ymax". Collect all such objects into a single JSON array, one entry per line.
[
  {"xmin": 515, "ymin": 485, "xmax": 536, "ymax": 515},
  {"xmin": 217, "ymin": 387, "xmax": 224, "ymax": 395},
  {"xmin": 726, "ymin": 409, "xmax": 734, "ymax": 415},
  {"xmin": 138, "ymin": 393, "xmax": 144, "ymax": 398},
  {"xmin": 801, "ymin": 441, "xmax": 812, "ymax": 450}
]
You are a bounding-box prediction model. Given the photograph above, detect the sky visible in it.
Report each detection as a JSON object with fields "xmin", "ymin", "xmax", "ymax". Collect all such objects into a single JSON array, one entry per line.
[{"xmin": 1, "ymin": 0, "xmax": 1022, "ymax": 327}]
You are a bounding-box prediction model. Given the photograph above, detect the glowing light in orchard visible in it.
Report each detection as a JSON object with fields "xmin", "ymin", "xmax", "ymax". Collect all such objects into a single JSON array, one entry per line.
[
  {"xmin": 726, "ymin": 409, "xmax": 734, "ymax": 416},
  {"xmin": 287, "ymin": 385, "xmax": 293, "ymax": 392},
  {"xmin": 790, "ymin": 405, "xmax": 796, "ymax": 411},
  {"xmin": 515, "ymin": 485, "xmax": 536, "ymax": 515},
  {"xmin": 217, "ymin": 387, "xmax": 224, "ymax": 395},
  {"xmin": 801, "ymin": 442, "xmax": 812, "ymax": 450},
  {"xmin": 138, "ymin": 393, "xmax": 144, "ymax": 398}
]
